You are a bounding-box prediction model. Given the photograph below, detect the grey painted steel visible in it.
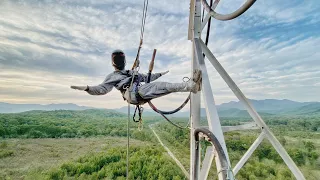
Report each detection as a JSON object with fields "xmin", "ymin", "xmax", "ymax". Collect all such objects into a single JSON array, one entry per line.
[
  {"xmin": 190, "ymin": 53, "xmax": 201, "ymax": 179},
  {"xmin": 194, "ymin": 0, "xmax": 202, "ymax": 39},
  {"xmin": 198, "ymin": 123, "xmax": 259, "ymax": 132},
  {"xmin": 201, "ymin": 0, "xmax": 257, "ymax": 21},
  {"xmin": 222, "ymin": 122, "xmax": 259, "ymax": 132},
  {"xmin": 200, "ymin": 39, "xmax": 306, "ymax": 180},
  {"xmin": 188, "ymin": 0, "xmax": 196, "ymax": 40},
  {"xmin": 190, "ymin": 46, "xmax": 201, "ymax": 179},
  {"xmin": 191, "ymin": 2, "xmax": 234, "ymax": 179},
  {"xmin": 190, "ymin": 1, "xmax": 202, "ymax": 179},
  {"xmin": 194, "ymin": 38, "xmax": 233, "ymax": 180},
  {"xmin": 233, "ymin": 132, "xmax": 265, "ymax": 175},
  {"xmin": 199, "ymin": 146, "xmax": 215, "ymax": 180}
]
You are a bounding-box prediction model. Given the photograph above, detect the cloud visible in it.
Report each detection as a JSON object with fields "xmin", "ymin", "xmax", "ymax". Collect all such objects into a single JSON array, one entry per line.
[{"xmin": 0, "ymin": 0, "xmax": 319, "ymax": 109}]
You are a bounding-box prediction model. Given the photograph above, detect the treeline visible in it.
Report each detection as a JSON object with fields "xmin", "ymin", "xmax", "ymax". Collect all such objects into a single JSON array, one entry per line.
[
  {"xmin": 1, "ymin": 110, "xmax": 318, "ymax": 139},
  {"xmin": 217, "ymin": 116, "xmax": 320, "ymax": 139},
  {"xmin": 218, "ymin": 116, "xmax": 320, "ymax": 132},
  {"xmin": 45, "ymin": 146, "xmax": 185, "ymax": 180},
  {"xmin": 0, "ymin": 110, "xmax": 158, "ymax": 142},
  {"xmin": 264, "ymin": 116, "xmax": 320, "ymax": 132}
]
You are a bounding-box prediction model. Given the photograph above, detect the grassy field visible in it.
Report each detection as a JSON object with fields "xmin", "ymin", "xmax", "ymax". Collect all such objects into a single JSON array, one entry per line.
[{"xmin": 0, "ymin": 137, "xmax": 150, "ymax": 180}]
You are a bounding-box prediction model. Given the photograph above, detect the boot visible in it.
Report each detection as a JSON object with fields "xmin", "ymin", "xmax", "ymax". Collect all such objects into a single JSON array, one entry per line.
[{"xmin": 191, "ymin": 69, "xmax": 202, "ymax": 93}]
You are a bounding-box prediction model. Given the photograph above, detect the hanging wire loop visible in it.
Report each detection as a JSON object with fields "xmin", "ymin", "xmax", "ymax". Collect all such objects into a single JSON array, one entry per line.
[{"xmin": 201, "ymin": 0, "xmax": 257, "ymax": 21}]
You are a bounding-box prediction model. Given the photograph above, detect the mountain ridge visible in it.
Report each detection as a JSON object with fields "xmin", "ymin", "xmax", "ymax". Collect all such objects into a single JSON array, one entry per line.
[
  {"xmin": 0, "ymin": 102, "xmax": 93, "ymax": 113},
  {"xmin": 1, "ymin": 99, "xmax": 320, "ymax": 117}
]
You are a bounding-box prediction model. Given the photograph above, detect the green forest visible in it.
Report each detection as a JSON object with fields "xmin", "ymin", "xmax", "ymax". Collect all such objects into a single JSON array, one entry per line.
[
  {"xmin": 47, "ymin": 146, "xmax": 184, "ymax": 180},
  {"xmin": 0, "ymin": 109, "xmax": 319, "ymax": 179},
  {"xmin": 0, "ymin": 109, "xmax": 158, "ymax": 141}
]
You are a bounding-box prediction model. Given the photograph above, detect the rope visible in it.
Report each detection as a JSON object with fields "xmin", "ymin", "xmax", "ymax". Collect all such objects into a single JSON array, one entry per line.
[
  {"xmin": 140, "ymin": 0, "xmax": 148, "ymax": 41},
  {"xmin": 148, "ymin": 101, "xmax": 190, "ymax": 129},
  {"xmin": 205, "ymin": 0, "xmax": 214, "ymax": 46},
  {"xmin": 126, "ymin": 1, "xmax": 149, "ymax": 177},
  {"xmin": 148, "ymin": 94, "xmax": 190, "ymax": 115},
  {"xmin": 132, "ymin": 0, "xmax": 149, "ymax": 70},
  {"xmin": 126, "ymin": 103, "xmax": 130, "ymax": 180},
  {"xmin": 203, "ymin": 0, "xmax": 214, "ymax": 58}
]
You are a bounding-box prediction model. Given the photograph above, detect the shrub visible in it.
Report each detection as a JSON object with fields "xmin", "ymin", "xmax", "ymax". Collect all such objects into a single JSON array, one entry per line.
[
  {"xmin": 48, "ymin": 169, "xmax": 65, "ymax": 180},
  {"xmin": 0, "ymin": 141, "xmax": 8, "ymax": 148},
  {"xmin": 0, "ymin": 150, "xmax": 14, "ymax": 158}
]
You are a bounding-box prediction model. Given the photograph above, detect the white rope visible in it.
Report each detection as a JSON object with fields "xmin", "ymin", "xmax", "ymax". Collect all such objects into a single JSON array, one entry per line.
[
  {"xmin": 126, "ymin": 103, "xmax": 130, "ymax": 179},
  {"xmin": 126, "ymin": 1, "xmax": 149, "ymax": 178}
]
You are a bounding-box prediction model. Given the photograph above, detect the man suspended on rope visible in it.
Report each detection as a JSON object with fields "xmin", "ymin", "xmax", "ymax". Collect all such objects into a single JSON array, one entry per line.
[{"xmin": 70, "ymin": 49, "xmax": 202, "ymax": 105}]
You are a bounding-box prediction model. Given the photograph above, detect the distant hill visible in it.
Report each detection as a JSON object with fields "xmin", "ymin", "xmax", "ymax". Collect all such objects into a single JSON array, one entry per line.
[
  {"xmin": 114, "ymin": 106, "xmax": 137, "ymax": 114},
  {"xmin": 129, "ymin": 99, "xmax": 320, "ymax": 117},
  {"xmin": 217, "ymin": 108, "xmax": 274, "ymax": 118},
  {"xmin": 219, "ymin": 99, "xmax": 306, "ymax": 112},
  {"xmin": 2, "ymin": 99, "xmax": 320, "ymax": 117},
  {"xmin": 218, "ymin": 99, "xmax": 319, "ymax": 114},
  {"xmin": 282, "ymin": 103, "xmax": 320, "ymax": 116},
  {"xmin": 0, "ymin": 102, "xmax": 94, "ymax": 113}
]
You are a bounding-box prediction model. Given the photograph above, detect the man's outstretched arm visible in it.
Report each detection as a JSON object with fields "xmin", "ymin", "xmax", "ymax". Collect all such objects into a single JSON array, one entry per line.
[{"xmin": 71, "ymin": 78, "xmax": 113, "ymax": 95}]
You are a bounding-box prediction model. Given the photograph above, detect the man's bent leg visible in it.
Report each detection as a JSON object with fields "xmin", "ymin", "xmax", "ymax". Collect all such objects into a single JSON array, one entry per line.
[{"xmin": 138, "ymin": 82, "xmax": 194, "ymax": 100}]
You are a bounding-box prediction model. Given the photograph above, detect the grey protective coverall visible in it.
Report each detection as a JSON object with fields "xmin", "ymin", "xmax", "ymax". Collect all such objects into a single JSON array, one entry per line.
[{"xmin": 86, "ymin": 70, "xmax": 194, "ymax": 101}]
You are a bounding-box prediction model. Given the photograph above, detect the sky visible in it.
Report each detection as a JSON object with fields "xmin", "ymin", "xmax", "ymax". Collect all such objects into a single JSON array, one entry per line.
[{"xmin": 0, "ymin": 0, "xmax": 319, "ymax": 109}]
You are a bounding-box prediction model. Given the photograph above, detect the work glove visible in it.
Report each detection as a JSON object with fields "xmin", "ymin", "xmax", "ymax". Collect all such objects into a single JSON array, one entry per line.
[
  {"xmin": 160, "ymin": 70, "xmax": 169, "ymax": 76},
  {"xmin": 70, "ymin": 85, "xmax": 88, "ymax": 91}
]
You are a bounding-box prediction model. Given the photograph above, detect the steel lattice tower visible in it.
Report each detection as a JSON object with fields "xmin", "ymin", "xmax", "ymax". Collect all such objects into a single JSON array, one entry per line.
[{"xmin": 188, "ymin": 0, "xmax": 306, "ymax": 179}]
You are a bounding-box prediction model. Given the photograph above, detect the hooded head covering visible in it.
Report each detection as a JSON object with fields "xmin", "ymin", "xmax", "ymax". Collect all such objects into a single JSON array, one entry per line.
[{"xmin": 112, "ymin": 49, "xmax": 126, "ymax": 70}]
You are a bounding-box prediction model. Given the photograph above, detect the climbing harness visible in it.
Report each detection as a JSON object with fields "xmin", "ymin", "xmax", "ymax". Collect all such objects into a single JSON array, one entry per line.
[
  {"xmin": 124, "ymin": 0, "xmax": 149, "ymax": 128},
  {"xmin": 127, "ymin": 50, "xmax": 193, "ymax": 130},
  {"xmin": 133, "ymin": 105, "xmax": 144, "ymax": 131}
]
